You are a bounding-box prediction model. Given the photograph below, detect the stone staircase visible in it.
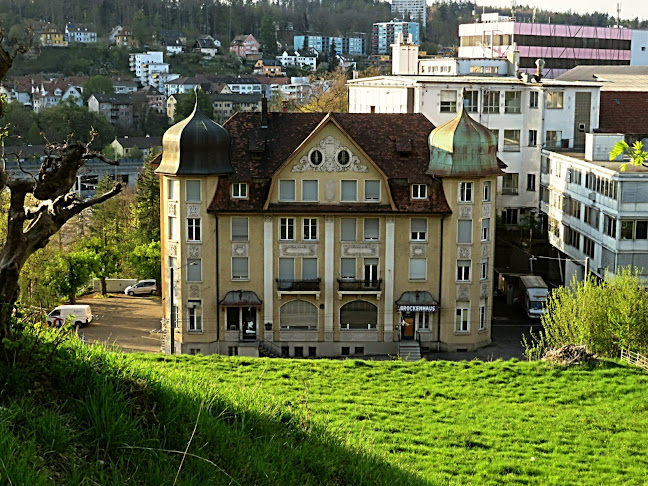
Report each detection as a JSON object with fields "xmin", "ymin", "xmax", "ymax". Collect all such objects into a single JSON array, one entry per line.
[{"xmin": 399, "ymin": 341, "xmax": 422, "ymax": 361}]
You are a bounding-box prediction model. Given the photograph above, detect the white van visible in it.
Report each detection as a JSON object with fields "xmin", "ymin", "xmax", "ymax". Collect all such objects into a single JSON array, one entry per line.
[{"xmin": 47, "ymin": 305, "xmax": 93, "ymax": 328}]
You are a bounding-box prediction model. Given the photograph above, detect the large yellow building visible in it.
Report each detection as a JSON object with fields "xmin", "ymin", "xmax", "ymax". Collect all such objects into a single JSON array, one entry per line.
[{"xmin": 156, "ymin": 101, "xmax": 504, "ymax": 357}]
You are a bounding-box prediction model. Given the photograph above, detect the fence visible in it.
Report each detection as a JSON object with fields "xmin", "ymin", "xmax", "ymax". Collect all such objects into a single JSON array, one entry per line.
[{"xmin": 620, "ymin": 348, "xmax": 648, "ymax": 372}]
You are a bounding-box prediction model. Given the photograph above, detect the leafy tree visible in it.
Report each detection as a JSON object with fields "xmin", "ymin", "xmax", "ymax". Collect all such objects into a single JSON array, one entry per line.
[
  {"xmin": 0, "ymin": 39, "xmax": 123, "ymax": 340},
  {"xmin": 82, "ymin": 75, "xmax": 114, "ymax": 103},
  {"xmin": 37, "ymin": 99, "xmax": 116, "ymax": 149},
  {"xmin": 81, "ymin": 237, "xmax": 120, "ymax": 296},
  {"xmin": 43, "ymin": 249, "xmax": 99, "ymax": 304},
  {"xmin": 259, "ymin": 15, "xmax": 278, "ymax": 57},
  {"xmin": 296, "ymin": 68, "xmax": 349, "ymax": 112},
  {"xmin": 132, "ymin": 10, "xmax": 151, "ymax": 46},
  {"xmin": 610, "ymin": 140, "xmax": 648, "ymax": 171},
  {"xmin": 128, "ymin": 146, "xmax": 144, "ymax": 160},
  {"xmin": 102, "ymin": 144, "xmax": 117, "ymax": 160},
  {"xmin": 129, "ymin": 241, "xmax": 161, "ymax": 283},
  {"xmin": 0, "ymin": 101, "xmax": 37, "ymax": 145},
  {"xmin": 88, "ymin": 176, "xmax": 135, "ymax": 245},
  {"xmin": 135, "ymin": 150, "xmax": 161, "ymax": 243},
  {"xmin": 523, "ymin": 268, "xmax": 648, "ymax": 359},
  {"xmin": 174, "ymin": 89, "xmax": 214, "ymax": 123}
]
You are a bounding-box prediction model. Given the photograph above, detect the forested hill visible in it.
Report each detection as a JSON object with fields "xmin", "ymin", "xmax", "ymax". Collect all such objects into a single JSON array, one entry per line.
[{"xmin": 1, "ymin": 0, "xmax": 645, "ymax": 50}]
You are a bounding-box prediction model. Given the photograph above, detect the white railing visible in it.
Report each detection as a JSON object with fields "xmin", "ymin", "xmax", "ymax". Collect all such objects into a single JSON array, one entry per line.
[{"xmin": 620, "ymin": 348, "xmax": 648, "ymax": 372}]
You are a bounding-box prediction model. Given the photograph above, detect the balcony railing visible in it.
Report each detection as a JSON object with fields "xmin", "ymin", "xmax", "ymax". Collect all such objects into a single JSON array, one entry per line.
[
  {"xmin": 275, "ymin": 278, "xmax": 321, "ymax": 292},
  {"xmin": 337, "ymin": 279, "xmax": 382, "ymax": 292}
]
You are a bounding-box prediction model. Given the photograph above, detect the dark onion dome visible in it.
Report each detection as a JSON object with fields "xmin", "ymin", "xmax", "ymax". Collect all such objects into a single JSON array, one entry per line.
[
  {"xmin": 427, "ymin": 106, "xmax": 504, "ymax": 177},
  {"xmin": 156, "ymin": 104, "xmax": 234, "ymax": 175}
]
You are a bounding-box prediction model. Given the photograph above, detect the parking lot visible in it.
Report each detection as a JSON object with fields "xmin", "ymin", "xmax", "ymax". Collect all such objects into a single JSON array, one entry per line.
[{"xmin": 76, "ymin": 293, "xmax": 163, "ymax": 353}]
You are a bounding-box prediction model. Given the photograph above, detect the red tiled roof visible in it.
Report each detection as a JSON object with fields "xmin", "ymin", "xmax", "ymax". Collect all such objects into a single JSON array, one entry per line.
[
  {"xmin": 599, "ymin": 91, "xmax": 648, "ymax": 134},
  {"xmin": 207, "ymin": 112, "xmax": 452, "ymax": 214}
]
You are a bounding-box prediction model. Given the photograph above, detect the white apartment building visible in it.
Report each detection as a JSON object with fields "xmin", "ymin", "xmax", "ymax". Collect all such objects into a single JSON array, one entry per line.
[
  {"xmin": 391, "ymin": 0, "xmax": 426, "ymax": 27},
  {"xmin": 276, "ymin": 51, "xmax": 317, "ymax": 71},
  {"xmin": 348, "ymin": 53, "xmax": 601, "ymax": 224},
  {"xmin": 540, "ymin": 133, "xmax": 648, "ymax": 284}
]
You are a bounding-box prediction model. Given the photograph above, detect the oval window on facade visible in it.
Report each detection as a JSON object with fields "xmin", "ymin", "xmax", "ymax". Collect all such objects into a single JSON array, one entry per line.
[
  {"xmin": 337, "ymin": 150, "xmax": 350, "ymax": 166},
  {"xmin": 310, "ymin": 150, "xmax": 323, "ymax": 166}
]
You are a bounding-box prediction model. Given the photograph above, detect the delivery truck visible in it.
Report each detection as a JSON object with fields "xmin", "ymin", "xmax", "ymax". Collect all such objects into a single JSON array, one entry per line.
[{"xmin": 519, "ymin": 275, "xmax": 549, "ymax": 319}]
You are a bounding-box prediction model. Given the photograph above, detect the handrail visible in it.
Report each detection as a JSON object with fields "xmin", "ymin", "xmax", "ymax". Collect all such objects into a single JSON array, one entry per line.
[
  {"xmin": 259, "ymin": 338, "xmax": 285, "ymax": 358},
  {"xmin": 275, "ymin": 278, "xmax": 321, "ymax": 291},
  {"xmin": 336, "ymin": 278, "xmax": 383, "ymax": 291}
]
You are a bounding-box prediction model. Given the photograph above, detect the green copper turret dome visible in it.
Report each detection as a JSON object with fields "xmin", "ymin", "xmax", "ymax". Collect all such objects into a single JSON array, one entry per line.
[
  {"xmin": 157, "ymin": 103, "xmax": 233, "ymax": 176},
  {"xmin": 427, "ymin": 107, "xmax": 503, "ymax": 177}
]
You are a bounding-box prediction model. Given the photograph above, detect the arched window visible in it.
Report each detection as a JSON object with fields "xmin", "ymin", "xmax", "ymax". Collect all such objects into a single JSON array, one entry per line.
[
  {"xmin": 280, "ymin": 300, "xmax": 318, "ymax": 330},
  {"xmin": 340, "ymin": 300, "xmax": 377, "ymax": 330}
]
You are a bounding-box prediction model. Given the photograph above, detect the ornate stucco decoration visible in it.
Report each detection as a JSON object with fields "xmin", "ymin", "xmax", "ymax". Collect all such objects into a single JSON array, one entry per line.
[
  {"xmin": 187, "ymin": 245, "xmax": 201, "ymax": 258},
  {"xmin": 264, "ymin": 214, "xmax": 273, "ymax": 223},
  {"xmin": 457, "ymin": 245, "xmax": 471, "ymax": 259},
  {"xmin": 291, "ymin": 136, "xmax": 368, "ymax": 173},
  {"xmin": 279, "ymin": 244, "xmax": 318, "ymax": 257},
  {"xmin": 456, "ymin": 285, "xmax": 471, "ymax": 301},
  {"xmin": 482, "ymin": 204, "xmax": 491, "ymax": 218},
  {"xmin": 167, "ymin": 242, "xmax": 178, "ymax": 257},
  {"xmin": 410, "ymin": 244, "xmax": 427, "ymax": 258},
  {"xmin": 232, "ymin": 243, "xmax": 248, "ymax": 257},
  {"xmin": 480, "ymin": 283, "xmax": 489, "ymax": 299},
  {"xmin": 168, "ymin": 202, "xmax": 177, "ymax": 217},
  {"xmin": 342, "ymin": 244, "xmax": 379, "ymax": 257},
  {"xmin": 189, "ymin": 285, "xmax": 201, "ymax": 298},
  {"xmin": 458, "ymin": 205, "xmax": 473, "ymax": 220},
  {"xmin": 481, "ymin": 244, "xmax": 491, "ymax": 258},
  {"xmin": 186, "ymin": 203, "xmax": 201, "ymax": 217}
]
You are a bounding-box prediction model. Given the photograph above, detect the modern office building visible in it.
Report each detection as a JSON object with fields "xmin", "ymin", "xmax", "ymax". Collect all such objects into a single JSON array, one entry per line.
[
  {"xmin": 293, "ymin": 35, "xmax": 366, "ymax": 56},
  {"xmin": 458, "ymin": 13, "xmax": 648, "ymax": 79},
  {"xmin": 372, "ymin": 20, "xmax": 420, "ymax": 55}
]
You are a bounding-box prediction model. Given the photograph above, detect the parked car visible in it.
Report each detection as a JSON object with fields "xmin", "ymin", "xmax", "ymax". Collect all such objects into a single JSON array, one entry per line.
[
  {"xmin": 47, "ymin": 305, "xmax": 93, "ymax": 328},
  {"xmin": 124, "ymin": 279, "xmax": 158, "ymax": 296}
]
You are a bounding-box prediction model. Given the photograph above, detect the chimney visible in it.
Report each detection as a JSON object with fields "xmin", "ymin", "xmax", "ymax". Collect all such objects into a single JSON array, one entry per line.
[
  {"xmin": 282, "ymin": 100, "xmax": 288, "ymax": 112},
  {"xmin": 261, "ymin": 95, "xmax": 268, "ymax": 128}
]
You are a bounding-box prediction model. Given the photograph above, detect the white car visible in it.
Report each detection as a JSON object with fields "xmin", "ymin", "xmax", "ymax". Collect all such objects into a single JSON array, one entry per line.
[{"xmin": 124, "ymin": 279, "xmax": 158, "ymax": 296}]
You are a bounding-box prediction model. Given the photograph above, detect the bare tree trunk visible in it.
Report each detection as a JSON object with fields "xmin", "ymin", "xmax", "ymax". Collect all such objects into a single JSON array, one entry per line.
[{"xmin": 101, "ymin": 276, "xmax": 107, "ymax": 295}]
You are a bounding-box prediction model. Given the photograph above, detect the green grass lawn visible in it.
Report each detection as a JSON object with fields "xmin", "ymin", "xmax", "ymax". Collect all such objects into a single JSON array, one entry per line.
[{"xmin": 2, "ymin": 342, "xmax": 648, "ymax": 485}]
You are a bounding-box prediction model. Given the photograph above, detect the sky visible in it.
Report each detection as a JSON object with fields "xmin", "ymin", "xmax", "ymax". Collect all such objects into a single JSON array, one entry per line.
[{"xmin": 471, "ymin": 0, "xmax": 648, "ymax": 22}]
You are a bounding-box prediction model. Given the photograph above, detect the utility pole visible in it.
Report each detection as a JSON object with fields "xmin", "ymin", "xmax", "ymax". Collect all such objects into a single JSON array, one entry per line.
[{"xmin": 169, "ymin": 266, "xmax": 175, "ymax": 355}]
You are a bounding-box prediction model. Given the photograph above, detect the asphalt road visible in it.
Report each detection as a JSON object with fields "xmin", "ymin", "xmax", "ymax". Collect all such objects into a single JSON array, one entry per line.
[{"xmin": 76, "ymin": 293, "xmax": 163, "ymax": 353}]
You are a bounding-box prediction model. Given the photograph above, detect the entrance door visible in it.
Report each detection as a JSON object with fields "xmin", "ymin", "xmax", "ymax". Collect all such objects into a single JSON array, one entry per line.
[
  {"xmin": 242, "ymin": 307, "xmax": 257, "ymax": 340},
  {"xmin": 400, "ymin": 312, "xmax": 415, "ymax": 340}
]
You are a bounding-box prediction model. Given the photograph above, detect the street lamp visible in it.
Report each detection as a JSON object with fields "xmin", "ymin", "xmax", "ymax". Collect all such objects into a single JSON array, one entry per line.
[{"xmin": 168, "ymin": 261, "xmax": 197, "ymax": 355}]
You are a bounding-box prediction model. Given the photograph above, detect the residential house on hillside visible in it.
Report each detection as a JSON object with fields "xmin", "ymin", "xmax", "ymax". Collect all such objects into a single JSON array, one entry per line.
[
  {"xmin": 210, "ymin": 93, "xmax": 262, "ymax": 122},
  {"xmin": 160, "ymin": 31, "xmax": 187, "ymax": 54},
  {"xmin": 111, "ymin": 136, "xmax": 162, "ymax": 158},
  {"xmin": 112, "ymin": 26, "xmax": 137, "ymax": 48},
  {"xmin": 65, "ymin": 23, "xmax": 97, "ymax": 43},
  {"xmin": 156, "ymin": 102, "xmax": 503, "ymax": 357},
  {"xmin": 194, "ymin": 36, "xmax": 220, "ymax": 57},
  {"xmin": 32, "ymin": 79, "xmax": 83, "ymax": 112},
  {"xmin": 112, "ymin": 77, "xmax": 139, "ymax": 94},
  {"xmin": 253, "ymin": 60, "xmax": 285, "ymax": 77},
  {"xmin": 139, "ymin": 85, "xmax": 166, "ymax": 113},
  {"xmin": 36, "ymin": 23, "xmax": 67, "ymax": 47},
  {"xmin": 0, "ymin": 75, "xmax": 46, "ymax": 107},
  {"xmin": 230, "ymin": 34, "xmax": 260, "ymax": 57},
  {"xmin": 277, "ymin": 51, "xmax": 317, "ymax": 71},
  {"xmin": 88, "ymin": 93, "xmax": 134, "ymax": 128}
]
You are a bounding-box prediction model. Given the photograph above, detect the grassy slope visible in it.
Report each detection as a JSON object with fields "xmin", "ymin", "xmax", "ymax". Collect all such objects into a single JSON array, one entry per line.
[{"xmin": 2, "ymin": 343, "xmax": 648, "ymax": 485}]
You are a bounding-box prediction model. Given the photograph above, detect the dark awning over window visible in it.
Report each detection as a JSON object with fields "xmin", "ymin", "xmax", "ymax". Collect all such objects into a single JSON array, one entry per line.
[
  {"xmin": 396, "ymin": 291, "xmax": 438, "ymax": 312},
  {"xmin": 219, "ymin": 290, "xmax": 262, "ymax": 306}
]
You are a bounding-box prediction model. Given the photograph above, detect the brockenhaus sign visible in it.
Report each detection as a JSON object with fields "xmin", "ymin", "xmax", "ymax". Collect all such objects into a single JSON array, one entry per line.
[{"xmin": 398, "ymin": 305, "xmax": 437, "ymax": 312}]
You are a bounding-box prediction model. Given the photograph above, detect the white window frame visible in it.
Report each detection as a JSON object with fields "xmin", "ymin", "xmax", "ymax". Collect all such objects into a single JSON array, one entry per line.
[
  {"xmin": 280, "ymin": 217, "xmax": 295, "ymax": 241},
  {"xmin": 186, "ymin": 180, "xmax": 201, "ymax": 202},
  {"xmin": 168, "ymin": 179, "xmax": 178, "ymax": 200},
  {"xmin": 409, "ymin": 258, "xmax": 427, "ymax": 281},
  {"xmin": 455, "ymin": 307, "xmax": 469, "ymax": 333},
  {"xmin": 479, "ymin": 302, "xmax": 487, "ymax": 331},
  {"xmin": 279, "ymin": 180, "xmax": 296, "ymax": 202},
  {"xmin": 458, "ymin": 220, "xmax": 472, "ymax": 244},
  {"xmin": 411, "ymin": 184, "xmax": 427, "ymax": 200},
  {"xmin": 528, "ymin": 129, "xmax": 538, "ymax": 147},
  {"xmin": 410, "ymin": 218, "xmax": 427, "ymax": 241},
  {"xmin": 529, "ymin": 91, "xmax": 539, "ymax": 109},
  {"xmin": 363, "ymin": 218, "xmax": 379, "ymax": 241},
  {"xmin": 457, "ymin": 260, "xmax": 471, "ymax": 282},
  {"xmin": 303, "ymin": 218, "xmax": 318, "ymax": 241},
  {"xmin": 341, "ymin": 180, "xmax": 358, "ymax": 202},
  {"xmin": 187, "ymin": 300, "xmax": 202, "ymax": 332},
  {"xmin": 547, "ymin": 91, "xmax": 564, "ymax": 109},
  {"xmin": 168, "ymin": 215, "xmax": 177, "ymax": 241},
  {"xmin": 483, "ymin": 90, "xmax": 500, "ymax": 113},
  {"xmin": 482, "ymin": 181, "xmax": 491, "ymax": 202},
  {"xmin": 440, "ymin": 90, "xmax": 457, "ymax": 112},
  {"xmin": 232, "ymin": 257, "xmax": 249, "ymax": 280},
  {"xmin": 503, "ymin": 129, "xmax": 521, "ymax": 152},
  {"xmin": 187, "ymin": 259, "xmax": 202, "ymax": 282},
  {"xmin": 231, "ymin": 182, "xmax": 248, "ymax": 199},
  {"xmin": 481, "ymin": 218, "xmax": 490, "ymax": 242},
  {"xmin": 364, "ymin": 180, "xmax": 381, "ymax": 202},
  {"xmin": 459, "ymin": 182, "xmax": 473, "ymax": 203},
  {"xmin": 187, "ymin": 218, "xmax": 201, "ymax": 242},
  {"xmin": 480, "ymin": 259, "xmax": 489, "ymax": 280},
  {"xmin": 341, "ymin": 218, "xmax": 356, "ymax": 242},
  {"xmin": 302, "ymin": 180, "xmax": 319, "ymax": 201},
  {"xmin": 231, "ymin": 217, "xmax": 249, "ymax": 241},
  {"xmin": 504, "ymin": 90, "xmax": 521, "ymax": 114},
  {"xmin": 340, "ymin": 258, "xmax": 356, "ymax": 279}
]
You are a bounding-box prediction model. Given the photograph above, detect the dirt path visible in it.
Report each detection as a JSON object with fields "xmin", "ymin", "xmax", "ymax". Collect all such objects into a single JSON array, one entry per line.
[{"xmin": 76, "ymin": 293, "xmax": 163, "ymax": 353}]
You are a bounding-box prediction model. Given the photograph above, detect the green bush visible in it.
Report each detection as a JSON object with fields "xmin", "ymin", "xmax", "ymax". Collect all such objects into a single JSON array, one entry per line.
[{"xmin": 524, "ymin": 267, "xmax": 648, "ymax": 358}]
